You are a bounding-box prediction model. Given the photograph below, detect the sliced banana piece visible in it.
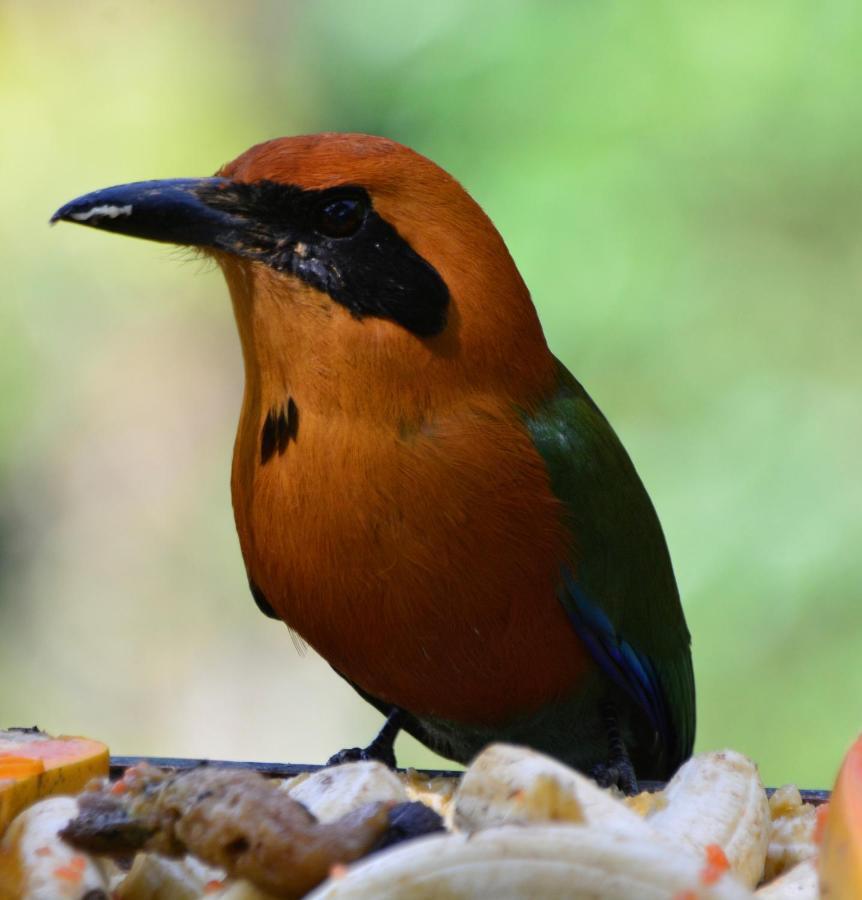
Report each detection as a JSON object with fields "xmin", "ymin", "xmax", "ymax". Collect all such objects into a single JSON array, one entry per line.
[
  {"xmin": 114, "ymin": 851, "xmax": 226, "ymax": 899},
  {"xmin": 647, "ymin": 750, "xmax": 770, "ymax": 888},
  {"xmin": 754, "ymin": 858, "xmax": 818, "ymax": 898},
  {"xmin": 763, "ymin": 785, "xmax": 817, "ymax": 881},
  {"xmin": 206, "ymin": 878, "xmax": 281, "ymax": 900},
  {"xmin": 306, "ymin": 823, "xmax": 753, "ymax": 899},
  {"xmin": 454, "ymin": 743, "xmax": 655, "ymax": 836},
  {"xmin": 284, "ymin": 761, "xmax": 407, "ymax": 822},
  {"xmin": 0, "ymin": 796, "xmax": 110, "ymax": 900},
  {"xmin": 402, "ymin": 770, "xmax": 459, "ymax": 825}
]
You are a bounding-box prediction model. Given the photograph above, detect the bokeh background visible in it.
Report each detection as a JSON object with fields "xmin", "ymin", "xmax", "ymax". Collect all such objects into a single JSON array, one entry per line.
[{"xmin": 1, "ymin": 0, "xmax": 860, "ymax": 788}]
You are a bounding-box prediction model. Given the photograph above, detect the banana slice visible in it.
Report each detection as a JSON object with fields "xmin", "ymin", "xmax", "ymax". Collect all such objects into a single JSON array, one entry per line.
[
  {"xmin": 205, "ymin": 878, "xmax": 281, "ymax": 900},
  {"xmin": 284, "ymin": 761, "xmax": 408, "ymax": 822},
  {"xmin": 0, "ymin": 796, "xmax": 110, "ymax": 900},
  {"xmin": 647, "ymin": 750, "xmax": 770, "ymax": 888},
  {"xmin": 114, "ymin": 852, "xmax": 226, "ymax": 899},
  {"xmin": 453, "ymin": 743, "xmax": 655, "ymax": 837},
  {"xmin": 401, "ymin": 770, "xmax": 459, "ymax": 825},
  {"xmin": 306, "ymin": 823, "xmax": 753, "ymax": 899},
  {"xmin": 754, "ymin": 858, "xmax": 818, "ymax": 898},
  {"xmin": 763, "ymin": 785, "xmax": 817, "ymax": 881}
]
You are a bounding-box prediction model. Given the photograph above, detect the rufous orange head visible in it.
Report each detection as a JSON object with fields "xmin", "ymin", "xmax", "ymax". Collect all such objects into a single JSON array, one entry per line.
[{"xmin": 53, "ymin": 134, "xmax": 555, "ymax": 418}]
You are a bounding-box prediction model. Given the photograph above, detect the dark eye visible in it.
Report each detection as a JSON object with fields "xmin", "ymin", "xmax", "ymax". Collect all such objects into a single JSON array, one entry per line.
[{"xmin": 314, "ymin": 196, "xmax": 366, "ymax": 238}]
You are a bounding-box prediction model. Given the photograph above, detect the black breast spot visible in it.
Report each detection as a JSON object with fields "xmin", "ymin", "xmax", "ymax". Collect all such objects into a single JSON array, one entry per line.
[{"xmin": 260, "ymin": 397, "xmax": 299, "ymax": 464}]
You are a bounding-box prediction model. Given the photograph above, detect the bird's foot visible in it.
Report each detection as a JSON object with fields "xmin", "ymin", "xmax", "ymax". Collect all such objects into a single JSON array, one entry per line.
[
  {"xmin": 327, "ymin": 743, "xmax": 397, "ymax": 768},
  {"xmin": 590, "ymin": 757, "xmax": 639, "ymax": 795},
  {"xmin": 591, "ymin": 702, "xmax": 639, "ymax": 795},
  {"xmin": 326, "ymin": 708, "xmax": 404, "ymax": 769}
]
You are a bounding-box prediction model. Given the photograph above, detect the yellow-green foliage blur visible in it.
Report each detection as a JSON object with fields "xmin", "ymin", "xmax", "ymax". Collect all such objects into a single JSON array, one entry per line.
[{"xmin": 1, "ymin": 0, "xmax": 860, "ymax": 788}]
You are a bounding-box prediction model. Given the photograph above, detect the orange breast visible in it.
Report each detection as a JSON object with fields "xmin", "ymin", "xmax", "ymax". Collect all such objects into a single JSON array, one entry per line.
[{"xmin": 231, "ymin": 393, "xmax": 590, "ymax": 725}]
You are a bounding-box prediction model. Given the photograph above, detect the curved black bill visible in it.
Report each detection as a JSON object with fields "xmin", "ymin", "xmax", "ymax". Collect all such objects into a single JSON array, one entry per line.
[{"xmin": 50, "ymin": 178, "xmax": 245, "ymax": 250}]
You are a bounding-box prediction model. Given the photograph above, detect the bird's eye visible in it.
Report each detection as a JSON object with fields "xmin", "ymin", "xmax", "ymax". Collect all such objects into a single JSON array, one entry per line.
[{"xmin": 314, "ymin": 196, "xmax": 366, "ymax": 238}]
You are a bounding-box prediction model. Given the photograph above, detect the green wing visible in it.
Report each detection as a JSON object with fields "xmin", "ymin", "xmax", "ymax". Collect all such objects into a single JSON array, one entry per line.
[{"xmin": 523, "ymin": 359, "xmax": 695, "ymax": 770}]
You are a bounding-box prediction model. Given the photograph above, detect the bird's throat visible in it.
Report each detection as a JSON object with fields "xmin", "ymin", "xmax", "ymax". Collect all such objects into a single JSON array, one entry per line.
[{"xmin": 219, "ymin": 257, "xmax": 587, "ymax": 727}]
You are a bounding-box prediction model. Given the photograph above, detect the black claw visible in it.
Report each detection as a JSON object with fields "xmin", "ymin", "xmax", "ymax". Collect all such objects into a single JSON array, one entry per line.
[
  {"xmin": 590, "ymin": 760, "xmax": 639, "ymax": 795},
  {"xmin": 326, "ymin": 743, "xmax": 396, "ymax": 768},
  {"xmin": 590, "ymin": 762, "xmax": 611, "ymax": 788},
  {"xmin": 326, "ymin": 708, "xmax": 404, "ymax": 769},
  {"xmin": 591, "ymin": 702, "xmax": 640, "ymax": 795},
  {"xmin": 327, "ymin": 746, "xmax": 377, "ymax": 766}
]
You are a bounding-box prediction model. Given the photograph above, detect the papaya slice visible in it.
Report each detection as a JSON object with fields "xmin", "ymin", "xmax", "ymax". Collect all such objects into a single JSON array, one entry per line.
[
  {"xmin": 0, "ymin": 729, "xmax": 109, "ymax": 836},
  {"xmin": 819, "ymin": 732, "xmax": 862, "ymax": 897}
]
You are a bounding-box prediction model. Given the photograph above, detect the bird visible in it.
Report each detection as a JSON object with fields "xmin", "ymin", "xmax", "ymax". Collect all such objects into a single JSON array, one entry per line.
[{"xmin": 52, "ymin": 133, "xmax": 694, "ymax": 789}]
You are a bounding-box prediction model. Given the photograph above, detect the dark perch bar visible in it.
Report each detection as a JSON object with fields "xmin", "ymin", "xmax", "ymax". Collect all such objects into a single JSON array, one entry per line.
[
  {"xmin": 109, "ymin": 756, "xmax": 831, "ymax": 806},
  {"xmin": 109, "ymin": 755, "xmax": 459, "ymax": 781}
]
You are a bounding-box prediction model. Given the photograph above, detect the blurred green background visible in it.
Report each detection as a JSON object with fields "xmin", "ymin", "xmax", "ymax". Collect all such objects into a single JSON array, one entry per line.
[{"xmin": 1, "ymin": 0, "xmax": 860, "ymax": 788}]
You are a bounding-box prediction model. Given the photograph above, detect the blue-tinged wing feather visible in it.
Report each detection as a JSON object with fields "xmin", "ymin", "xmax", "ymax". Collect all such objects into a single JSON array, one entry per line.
[
  {"xmin": 522, "ymin": 360, "xmax": 695, "ymax": 773},
  {"xmin": 559, "ymin": 567, "xmax": 670, "ymax": 753}
]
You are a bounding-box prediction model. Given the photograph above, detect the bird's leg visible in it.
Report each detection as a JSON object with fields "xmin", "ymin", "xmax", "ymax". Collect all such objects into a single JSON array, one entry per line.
[
  {"xmin": 326, "ymin": 708, "xmax": 405, "ymax": 769},
  {"xmin": 589, "ymin": 703, "xmax": 639, "ymax": 795}
]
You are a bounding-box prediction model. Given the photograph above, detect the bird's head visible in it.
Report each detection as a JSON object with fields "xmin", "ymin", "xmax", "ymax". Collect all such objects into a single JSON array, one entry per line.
[{"xmin": 53, "ymin": 134, "xmax": 554, "ymax": 417}]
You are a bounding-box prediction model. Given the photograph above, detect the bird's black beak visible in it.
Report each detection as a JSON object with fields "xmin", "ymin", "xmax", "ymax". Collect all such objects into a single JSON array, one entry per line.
[{"xmin": 51, "ymin": 178, "xmax": 250, "ymax": 252}]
